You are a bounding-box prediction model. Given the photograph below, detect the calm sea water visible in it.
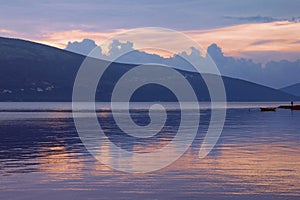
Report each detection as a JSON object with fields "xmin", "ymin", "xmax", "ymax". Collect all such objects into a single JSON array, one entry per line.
[{"xmin": 0, "ymin": 102, "xmax": 299, "ymax": 199}]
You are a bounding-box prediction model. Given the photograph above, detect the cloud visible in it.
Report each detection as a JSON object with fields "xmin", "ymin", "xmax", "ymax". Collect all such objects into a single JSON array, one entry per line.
[
  {"xmin": 0, "ymin": 29, "xmax": 18, "ymax": 38},
  {"xmin": 289, "ymin": 17, "xmax": 300, "ymax": 23},
  {"xmin": 207, "ymin": 44, "xmax": 300, "ymax": 88},
  {"xmin": 27, "ymin": 20, "xmax": 300, "ymax": 64},
  {"xmin": 65, "ymin": 39, "xmax": 98, "ymax": 55},
  {"xmin": 0, "ymin": 29, "xmax": 14, "ymax": 34},
  {"xmin": 2, "ymin": 0, "xmax": 300, "ymax": 35},
  {"xmin": 224, "ymin": 15, "xmax": 281, "ymax": 23},
  {"xmin": 251, "ymin": 39, "xmax": 287, "ymax": 46},
  {"xmin": 224, "ymin": 15, "xmax": 300, "ymax": 23},
  {"xmin": 293, "ymin": 40, "xmax": 300, "ymax": 44},
  {"xmin": 64, "ymin": 38, "xmax": 206, "ymax": 72},
  {"xmin": 108, "ymin": 40, "xmax": 134, "ymax": 59},
  {"xmin": 238, "ymin": 51, "xmax": 300, "ymax": 67},
  {"xmin": 2, "ymin": 19, "xmax": 292, "ymax": 70},
  {"xmin": 30, "ymin": 29, "xmax": 118, "ymax": 49},
  {"xmin": 64, "ymin": 38, "xmax": 300, "ymax": 88},
  {"xmin": 185, "ymin": 21, "xmax": 300, "ymax": 61}
]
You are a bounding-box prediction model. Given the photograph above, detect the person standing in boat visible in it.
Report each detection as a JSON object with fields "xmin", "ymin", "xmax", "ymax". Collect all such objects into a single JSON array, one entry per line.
[{"xmin": 291, "ymin": 101, "xmax": 294, "ymax": 107}]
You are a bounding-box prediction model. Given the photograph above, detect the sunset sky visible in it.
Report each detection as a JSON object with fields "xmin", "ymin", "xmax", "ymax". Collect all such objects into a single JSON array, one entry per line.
[{"xmin": 1, "ymin": 0, "xmax": 300, "ymax": 63}]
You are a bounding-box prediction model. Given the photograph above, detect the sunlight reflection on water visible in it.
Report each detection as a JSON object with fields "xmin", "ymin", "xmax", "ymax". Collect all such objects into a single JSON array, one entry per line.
[{"xmin": 0, "ymin": 102, "xmax": 300, "ymax": 199}]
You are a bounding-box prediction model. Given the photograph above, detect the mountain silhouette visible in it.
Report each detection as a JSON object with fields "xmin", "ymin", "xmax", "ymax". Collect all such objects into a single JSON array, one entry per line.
[
  {"xmin": 0, "ymin": 37, "xmax": 298, "ymax": 102},
  {"xmin": 280, "ymin": 83, "xmax": 300, "ymax": 97}
]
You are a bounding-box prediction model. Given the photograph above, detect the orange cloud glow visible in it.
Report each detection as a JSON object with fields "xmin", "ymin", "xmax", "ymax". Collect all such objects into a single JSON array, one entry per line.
[
  {"xmin": 185, "ymin": 21, "xmax": 300, "ymax": 57},
  {"xmin": 23, "ymin": 21, "xmax": 300, "ymax": 60},
  {"xmin": 32, "ymin": 29, "xmax": 117, "ymax": 49},
  {"xmin": 0, "ymin": 29, "xmax": 16, "ymax": 37}
]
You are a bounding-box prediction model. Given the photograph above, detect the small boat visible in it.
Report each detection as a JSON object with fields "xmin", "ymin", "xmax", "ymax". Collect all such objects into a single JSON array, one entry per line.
[{"xmin": 260, "ymin": 107, "xmax": 276, "ymax": 112}]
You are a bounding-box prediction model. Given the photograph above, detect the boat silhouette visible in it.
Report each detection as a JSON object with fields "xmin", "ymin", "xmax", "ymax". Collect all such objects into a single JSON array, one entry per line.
[{"xmin": 260, "ymin": 107, "xmax": 276, "ymax": 112}]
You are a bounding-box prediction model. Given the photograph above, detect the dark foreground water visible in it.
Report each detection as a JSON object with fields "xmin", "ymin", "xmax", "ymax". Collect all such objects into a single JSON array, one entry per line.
[{"xmin": 0, "ymin": 102, "xmax": 299, "ymax": 199}]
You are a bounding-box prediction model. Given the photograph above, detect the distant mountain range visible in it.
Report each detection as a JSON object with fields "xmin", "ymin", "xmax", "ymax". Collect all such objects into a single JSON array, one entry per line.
[
  {"xmin": 0, "ymin": 37, "xmax": 298, "ymax": 102},
  {"xmin": 280, "ymin": 83, "xmax": 300, "ymax": 97}
]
